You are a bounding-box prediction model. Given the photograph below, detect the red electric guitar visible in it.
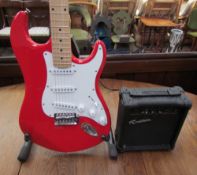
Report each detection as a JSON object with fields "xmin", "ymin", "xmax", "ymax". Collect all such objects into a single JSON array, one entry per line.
[{"xmin": 10, "ymin": 0, "xmax": 112, "ymax": 154}]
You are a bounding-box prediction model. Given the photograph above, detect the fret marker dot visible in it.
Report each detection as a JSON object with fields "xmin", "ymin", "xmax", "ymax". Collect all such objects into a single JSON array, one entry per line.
[
  {"xmin": 61, "ymin": 57, "xmax": 63, "ymax": 60},
  {"xmin": 59, "ymin": 28, "xmax": 62, "ymax": 31},
  {"xmin": 51, "ymin": 8, "xmax": 54, "ymax": 11},
  {"xmin": 60, "ymin": 39, "xmax": 62, "ymax": 42},
  {"xmin": 60, "ymin": 49, "xmax": 63, "ymax": 52},
  {"xmin": 64, "ymin": 8, "xmax": 67, "ymax": 11}
]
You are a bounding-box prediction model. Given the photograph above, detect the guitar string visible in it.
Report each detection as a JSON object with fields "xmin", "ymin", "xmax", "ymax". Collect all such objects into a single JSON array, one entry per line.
[
  {"xmin": 62, "ymin": 2, "xmax": 66, "ymax": 117},
  {"xmin": 51, "ymin": 0, "xmax": 72, "ymax": 118}
]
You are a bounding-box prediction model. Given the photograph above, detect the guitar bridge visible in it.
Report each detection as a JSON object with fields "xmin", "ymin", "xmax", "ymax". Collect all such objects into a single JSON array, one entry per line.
[{"xmin": 54, "ymin": 113, "xmax": 79, "ymax": 126}]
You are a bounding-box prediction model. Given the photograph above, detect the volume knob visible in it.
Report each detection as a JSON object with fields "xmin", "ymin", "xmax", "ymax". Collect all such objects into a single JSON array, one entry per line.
[{"xmin": 89, "ymin": 109, "xmax": 96, "ymax": 118}]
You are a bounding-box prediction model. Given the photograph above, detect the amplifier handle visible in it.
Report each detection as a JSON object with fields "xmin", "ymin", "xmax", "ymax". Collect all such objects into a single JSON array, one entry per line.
[{"xmin": 129, "ymin": 86, "xmax": 183, "ymax": 97}]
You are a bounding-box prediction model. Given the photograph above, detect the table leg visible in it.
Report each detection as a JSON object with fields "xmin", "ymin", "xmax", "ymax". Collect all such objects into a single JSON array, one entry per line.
[
  {"xmin": 158, "ymin": 27, "xmax": 165, "ymax": 52},
  {"xmin": 141, "ymin": 25, "xmax": 146, "ymax": 48},
  {"xmin": 114, "ymin": 43, "xmax": 118, "ymax": 50},
  {"xmin": 151, "ymin": 27, "xmax": 157, "ymax": 51}
]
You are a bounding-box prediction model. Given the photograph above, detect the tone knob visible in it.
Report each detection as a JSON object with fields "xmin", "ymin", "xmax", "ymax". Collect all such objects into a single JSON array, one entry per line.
[
  {"xmin": 78, "ymin": 104, "xmax": 85, "ymax": 112},
  {"xmin": 89, "ymin": 109, "xmax": 96, "ymax": 117}
]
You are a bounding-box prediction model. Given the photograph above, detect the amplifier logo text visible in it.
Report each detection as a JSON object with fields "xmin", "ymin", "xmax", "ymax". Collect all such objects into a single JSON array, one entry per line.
[{"xmin": 129, "ymin": 119, "xmax": 152, "ymax": 125}]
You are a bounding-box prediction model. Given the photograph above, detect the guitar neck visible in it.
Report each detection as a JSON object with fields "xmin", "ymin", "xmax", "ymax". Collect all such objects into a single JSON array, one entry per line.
[{"xmin": 49, "ymin": 0, "xmax": 72, "ymax": 68}]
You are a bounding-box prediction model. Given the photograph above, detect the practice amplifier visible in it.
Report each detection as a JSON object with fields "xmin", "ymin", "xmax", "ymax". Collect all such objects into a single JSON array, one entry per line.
[{"xmin": 115, "ymin": 86, "xmax": 192, "ymax": 152}]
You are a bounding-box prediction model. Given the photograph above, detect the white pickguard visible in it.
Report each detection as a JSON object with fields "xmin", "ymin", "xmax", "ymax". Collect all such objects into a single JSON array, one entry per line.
[{"xmin": 42, "ymin": 44, "xmax": 107, "ymax": 126}]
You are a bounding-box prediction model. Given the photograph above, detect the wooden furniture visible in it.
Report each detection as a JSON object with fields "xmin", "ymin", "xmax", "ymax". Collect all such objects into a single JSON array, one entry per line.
[
  {"xmin": 140, "ymin": 17, "xmax": 178, "ymax": 28},
  {"xmin": 0, "ymin": 79, "xmax": 197, "ymax": 175},
  {"xmin": 103, "ymin": 0, "xmax": 138, "ymax": 17},
  {"xmin": 143, "ymin": 0, "xmax": 182, "ymax": 20},
  {"xmin": 137, "ymin": 0, "xmax": 181, "ymax": 51},
  {"xmin": 140, "ymin": 17, "xmax": 178, "ymax": 51}
]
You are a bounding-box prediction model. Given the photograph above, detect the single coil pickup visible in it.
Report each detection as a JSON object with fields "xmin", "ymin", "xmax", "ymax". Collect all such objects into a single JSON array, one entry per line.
[
  {"xmin": 49, "ymin": 69, "xmax": 76, "ymax": 75},
  {"xmin": 52, "ymin": 102, "xmax": 77, "ymax": 110},
  {"xmin": 50, "ymin": 87, "xmax": 77, "ymax": 93},
  {"xmin": 54, "ymin": 113, "xmax": 79, "ymax": 126}
]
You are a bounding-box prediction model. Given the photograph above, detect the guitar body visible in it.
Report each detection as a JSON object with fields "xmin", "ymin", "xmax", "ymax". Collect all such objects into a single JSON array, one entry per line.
[{"xmin": 10, "ymin": 11, "xmax": 111, "ymax": 152}]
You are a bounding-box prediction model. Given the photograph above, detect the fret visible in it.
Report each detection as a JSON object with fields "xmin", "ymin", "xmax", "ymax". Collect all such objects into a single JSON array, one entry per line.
[
  {"xmin": 53, "ymin": 61, "xmax": 72, "ymax": 64},
  {"xmin": 53, "ymin": 64, "xmax": 72, "ymax": 67},
  {"xmin": 53, "ymin": 56, "xmax": 72, "ymax": 59},
  {"xmin": 50, "ymin": 22, "xmax": 70, "ymax": 27},
  {"xmin": 50, "ymin": 33, "xmax": 71, "ymax": 37},
  {"xmin": 53, "ymin": 59, "xmax": 72, "ymax": 63},
  {"xmin": 51, "ymin": 26, "xmax": 69, "ymax": 28},
  {"xmin": 52, "ymin": 51, "xmax": 72, "ymax": 54},
  {"xmin": 51, "ymin": 12, "xmax": 70, "ymax": 17},
  {"xmin": 53, "ymin": 64, "xmax": 72, "ymax": 69},
  {"xmin": 53, "ymin": 59, "xmax": 72, "ymax": 64},
  {"xmin": 50, "ymin": 19, "xmax": 70, "ymax": 22},
  {"xmin": 52, "ymin": 50, "xmax": 72, "ymax": 54},
  {"xmin": 49, "ymin": 3, "xmax": 69, "ymax": 6},
  {"xmin": 51, "ymin": 35, "xmax": 71, "ymax": 38},
  {"xmin": 49, "ymin": 0, "xmax": 72, "ymax": 68},
  {"xmin": 53, "ymin": 46, "xmax": 72, "ymax": 49},
  {"xmin": 51, "ymin": 29, "xmax": 70, "ymax": 34},
  {"xmin": 52, "ymin": 48, "xmax": 71, "ymax": 53},
  {"xmin": 51, "ymin": 43, "xmax": 71, "ymax": 48},
  {"xmin": 51, "ymin": 38, "xmax": 72, "ymax": 43},
  {"xmin": 49, "ymin": 4, "xmax": 69, "ymax": 7},
  {"xmin": 50, "ymin": 11, "xmax": 69, "ymax": 15}
]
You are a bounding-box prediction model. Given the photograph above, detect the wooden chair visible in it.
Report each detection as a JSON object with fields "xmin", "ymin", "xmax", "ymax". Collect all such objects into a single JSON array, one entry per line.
[
  {"xmin": 142, "ymin": 0, "xmax": 182, "ymax": 20},
  {"xmin": 137, "ymin": 0, "xmax": 182, "ymax": 51},
  {"xmin": 103, "ymin": 0, "xmax": 138, "ymax": 18}
]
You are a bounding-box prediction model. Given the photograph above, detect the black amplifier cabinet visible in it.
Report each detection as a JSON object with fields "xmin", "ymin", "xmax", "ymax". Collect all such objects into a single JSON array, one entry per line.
[{"xmin": 115, "ymin": 86, "xmax": 192, "ymax": 152}]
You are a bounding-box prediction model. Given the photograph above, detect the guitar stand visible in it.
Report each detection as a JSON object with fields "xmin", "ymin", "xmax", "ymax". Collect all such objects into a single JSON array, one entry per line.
[
  {"xmin": 18, "ymin": 133, "xmax": 32, "ymax": 162},
  {"xmin": 102, "ymin": 128, "xmax": 118, "ymax": 160},
  {"xmin": 18, "ymin": 129, "xmax": 118, "ymax": 162}
]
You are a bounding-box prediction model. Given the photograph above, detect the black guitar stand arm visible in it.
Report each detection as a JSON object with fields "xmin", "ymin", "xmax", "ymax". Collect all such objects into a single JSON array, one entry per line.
[
  {"xmin": 102, "ymin": 128, "xmax": 118, "ymax": 160},
  {"xmin": 18, "ymin": 133, "xmax": 32, "ymax": 162}
]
